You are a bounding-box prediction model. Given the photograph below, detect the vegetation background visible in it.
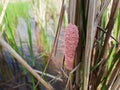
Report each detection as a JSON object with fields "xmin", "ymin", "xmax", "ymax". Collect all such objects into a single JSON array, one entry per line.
[{"xmin": 0, "ymin": 0, "xmax": 120, "ymax": 90}]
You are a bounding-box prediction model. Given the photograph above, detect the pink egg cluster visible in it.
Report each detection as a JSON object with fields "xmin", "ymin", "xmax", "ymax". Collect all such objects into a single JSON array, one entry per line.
[{"xmin": 64, "ymin": 23, "xmax": 79, "ymax": 70}]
